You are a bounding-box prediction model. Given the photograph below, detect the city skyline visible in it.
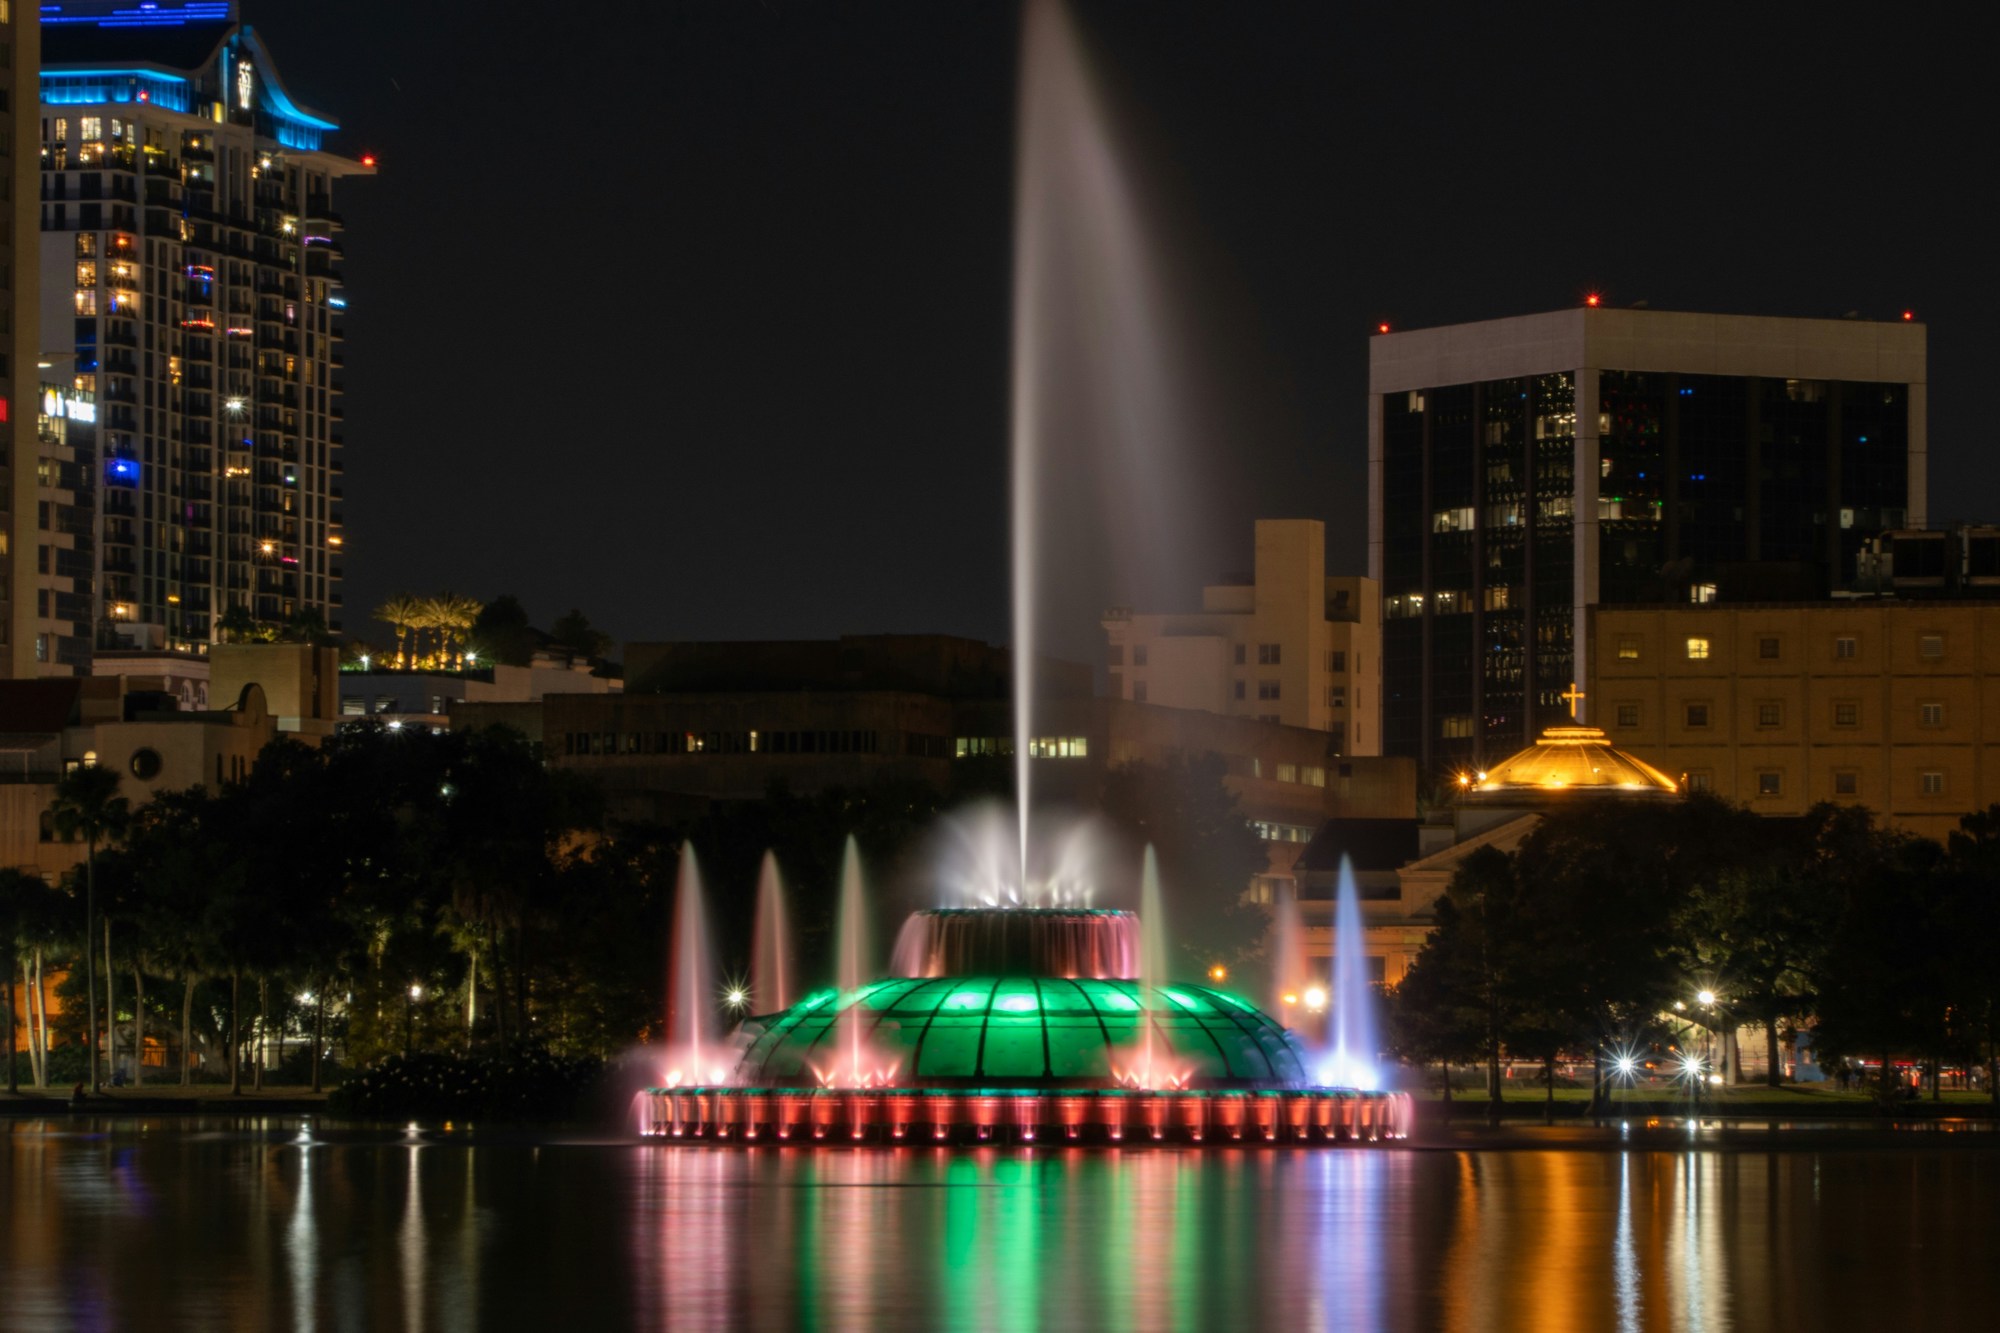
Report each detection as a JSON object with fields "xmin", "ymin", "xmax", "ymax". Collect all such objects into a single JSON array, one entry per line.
[{"xmin": 238, "ymin": 2, "xmax": 1997, "ymax": 660}]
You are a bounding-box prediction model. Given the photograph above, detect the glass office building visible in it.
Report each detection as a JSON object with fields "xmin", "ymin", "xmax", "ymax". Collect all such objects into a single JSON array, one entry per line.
[{"xmin": 1368, "ymin": 308, "xmax": 1926, "ymax": 773}]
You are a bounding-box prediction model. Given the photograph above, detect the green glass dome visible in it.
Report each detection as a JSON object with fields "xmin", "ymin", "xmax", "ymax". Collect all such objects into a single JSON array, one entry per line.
[{"xmin": 735, "ymin": 977, "xmax": 1309, "ymax": 1088}]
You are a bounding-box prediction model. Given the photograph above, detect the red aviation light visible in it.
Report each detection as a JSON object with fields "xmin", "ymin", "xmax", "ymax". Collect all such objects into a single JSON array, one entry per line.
[{"xmin": 1585, "ymin": 293, "xmax": 1601, "ymax": 307}]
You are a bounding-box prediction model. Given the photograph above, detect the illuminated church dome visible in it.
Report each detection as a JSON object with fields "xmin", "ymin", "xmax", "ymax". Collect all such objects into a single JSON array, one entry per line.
[{"xmin": 1462, "ymin": 725, "xmax": 1680, "ymax": 802}]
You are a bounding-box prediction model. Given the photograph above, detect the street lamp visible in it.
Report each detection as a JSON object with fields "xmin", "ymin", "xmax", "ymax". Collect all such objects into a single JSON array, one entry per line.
[{"xmin": 405, "ymin": 983, "xmax": 422, "ymax": 1055}]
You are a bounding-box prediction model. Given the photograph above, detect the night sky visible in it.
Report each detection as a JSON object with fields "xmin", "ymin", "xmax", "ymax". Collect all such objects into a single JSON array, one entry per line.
[{"xmin": 249, "ymin": 2, "xmax": 1993, "ymax": 664}]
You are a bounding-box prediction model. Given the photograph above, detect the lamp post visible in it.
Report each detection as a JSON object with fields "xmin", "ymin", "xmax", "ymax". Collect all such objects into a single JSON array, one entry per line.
[{"xmin": 405, "ymin": 983, "xmax": 422, "ymax": 1056}]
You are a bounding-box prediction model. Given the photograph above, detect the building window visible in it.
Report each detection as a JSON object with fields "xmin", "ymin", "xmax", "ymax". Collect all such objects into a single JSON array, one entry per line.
[
  {"xmin": 1440, "ymin": 715, "xmax": 1474, "ymax": 739},
  {"xmin": 1106, "ymin": 645, "xmax": 1124, "ymax": 667},
  {"xmin": 1920, "ymin": 701, "xmax": 1945, "ymax": 727},
  {"xmin": 1328, "ymin": 650, "xmax": 1346, "ymax": 673},
  {"xmin": 340, "ymin": 696, "xmax": 365, "ymax": 716},
  {"xmin": 1132, "ymin": 644, "xmax": 1148, "ymax": 667},
  {"xmin": 1432, "ymin": 506, "xmax": 1474, "ymax": 532},
  {"xmin": 1757, "ymin": 702, "xmax": 1781, "ymax": 728},
  {"xmin": 1835, "ymin": 636, "xmax": 1857, "ymax": 659},
  {"xmin": 1257, "ymin": 680, "xmax": 1280, "ymax": 700},
  {"xmin": 1300, "ymin": 765, "xmax": 1326, "ymax": 787},
  {"xmin": 129, "ymin": 748, "xmax": 162, "ymax": 781},
  {"xmin": 1275, "ymin": 763, "xmax": 1298, "ymax": 783},
  {"xmin": 1615, "ymin": 703, "xmax": 1639, "ymax": 728},
  {"xmin": 1233, "ymin": 680, "xmax": 1246, "ymax": 700},
  {"xmin": 1757, "ymin": 771, "xmax": 1783, "ymax": 797},
  {"xmin": 1483, "ymin": 585, "xmax": 1511, "ymax": 611},
  {"xmin": 1758, "ymin": 637, "xmax": 1780, "ymax": 660},
  {"xmin": 1921, "ymin": 770, "xmax": 1946, "ymax": 796},
  {"xmin": 1833, "ymin": 701, "xmax": 1859, "ymax": 728},
  {"xmin": 1133, "ymin": 680, "xmax": 1147, "ymax": 703},
  {"xmin": 1686, "ymin": 637, "xmax": 1710, "ymax": 660},
  {"xmin": 1616, "ymin": 635, "xmax": 1640, "ymax": 661},
  {"xmin": 1920, "ymin": 634, "xmax": 1945, "ymax": 660},
  {"xmin": 1327, "ymin": 685, "xmax": 1346, "ymax": 707},
  {"xmin": 1834, "ymin": 770, "xmax": 1859, "ymax": 796},
  {"xmin": 1690, "ymin": 582, "xmax": 1718, "ymax": 604},
  {"xmin": 1258, "ymin": 643, "xmax": 1281, "ymax": 665},
  {"xmin": 1027, "ymin": 737, "xmax": 1089, "ymax": 758},
  {"xmin": 1687, "ymin": 770, "xmax": 1713, "ymax": 792},
  {"xmin": 1685, "ymin": 702, "xmax": 1710, "ymax": 728},
  {"xmin": 1234, "ymin": 643, "xmax": 1246, "ymax": 665}
]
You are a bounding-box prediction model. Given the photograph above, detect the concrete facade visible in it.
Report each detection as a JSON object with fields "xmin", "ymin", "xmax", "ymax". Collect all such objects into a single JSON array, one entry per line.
[
  {"xmin": 1590, "ymin": 600, "xmax": 2000, "ymax": 840},
  {"xmin": 1102, "ymin": 519, "xmax": 1381, "ymax": 754}
]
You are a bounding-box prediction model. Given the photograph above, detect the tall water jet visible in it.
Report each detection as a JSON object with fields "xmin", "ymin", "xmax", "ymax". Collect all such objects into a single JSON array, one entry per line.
[
  {"xmin": 1010, "ymin": 0, "xmax": 1201, "ymax": 890},
  {"xmin": 666, "ymin": 843, "xmax": 716, "ymax": 1067},
  {"xmin": 751, "ymin": 851, "xmax": 792, "ymax": 1013},
  {"xmin": 1270, "ymin": 888, "xmax": 1308, "ymax": 1028},
  {"xmin": 1136, "ymin": 844, "xmax": 1169, "ymax": 1083},
  {"xmin": 834, "ymin": 837, "xmax": 870, "ymax": 1080},
  {"xmin": 1324, "ymin": 855, "xmax": 1381, "ymax": 1091}
]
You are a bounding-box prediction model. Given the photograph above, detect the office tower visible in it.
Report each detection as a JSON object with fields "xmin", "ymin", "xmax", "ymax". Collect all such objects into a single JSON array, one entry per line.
[
  {"xmin": 1368, "ymin": 306, "xmax": 1924, "ymax": 772},
  {"xmin": 2, "ymin": 2, "xmax": 42, "ymax": 677}
]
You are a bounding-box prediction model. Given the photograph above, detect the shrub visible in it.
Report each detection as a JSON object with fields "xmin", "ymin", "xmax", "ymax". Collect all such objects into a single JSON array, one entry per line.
[{"xmin": 326, "ymin": 1046, "xmax": 605, "ymax": 1121}]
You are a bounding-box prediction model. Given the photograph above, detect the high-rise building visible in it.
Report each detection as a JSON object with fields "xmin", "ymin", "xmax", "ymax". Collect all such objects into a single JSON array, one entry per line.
[
  {"xmin": 1101, "ymin": 519, "xmax": 1381, "ymax": 755},
  {"xmin": 37, "ymin": 1, "xmax": 370, "ymax": 652},
  {"xmin": 1368, "ymin": 307, "xmax": 1925, "ymax": 773},
  {"xmin": 33, "ymin": 365, "xmax": 97, "ymax": 672},
  {"xmin": 3, "ymin": 3, "xmax": 45, "ymax": 678}
]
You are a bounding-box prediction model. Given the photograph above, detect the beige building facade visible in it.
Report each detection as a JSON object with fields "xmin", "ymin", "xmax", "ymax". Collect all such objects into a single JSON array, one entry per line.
[
  {"xmin": 1102, "ymin": 519, "xmax": 1381, "ymax": 754},
  {"xmin": 1590, "ymin": 601, "xmax": 2000, "ymax": 840}
]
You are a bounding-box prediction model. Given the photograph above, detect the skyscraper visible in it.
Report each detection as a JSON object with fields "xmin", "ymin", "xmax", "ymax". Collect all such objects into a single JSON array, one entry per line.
[
  {"xmin": 1368, "ymin": 306, "xmax": 1925, "ymax": 773},
  {"xmin": 2, "ymin": 2, "xmax": 44, "ymax": 678},
  {"xmin": 37, "ymin": 0, "xmax": 370, "ymax": 653}
]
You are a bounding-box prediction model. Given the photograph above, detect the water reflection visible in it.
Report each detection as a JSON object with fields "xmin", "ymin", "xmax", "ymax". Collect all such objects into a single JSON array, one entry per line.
[{"xmin": 3, "ymin": 1120, "xmax": 1999, "ymax": 1331}]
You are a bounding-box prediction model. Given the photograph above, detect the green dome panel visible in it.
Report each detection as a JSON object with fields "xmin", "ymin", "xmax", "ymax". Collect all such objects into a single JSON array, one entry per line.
[{"xmin": 735, "ymin": 977, "xmax": 1310, "ymax": 1088}]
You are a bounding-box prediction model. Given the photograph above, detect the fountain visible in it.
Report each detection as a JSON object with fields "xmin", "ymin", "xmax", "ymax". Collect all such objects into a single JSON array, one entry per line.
[
  {"xmin": 1321, "ymin": 856, "xmax": 1381, "ymax": 1092},
  {"xmin": 663, "ymin": 844, "xmax": 724, "ymax": 1083},
  {"xmin": 640, "ymin": 0, "xmax": 1404, "ymax": 1143}
]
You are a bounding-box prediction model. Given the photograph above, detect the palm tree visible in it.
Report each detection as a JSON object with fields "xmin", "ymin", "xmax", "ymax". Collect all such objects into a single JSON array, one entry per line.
[
  {"xmin": 0, "ymin": 868, "xmax": 45, "ymax": 1094},
  {"xmin": 216, "ymin": 603, "xmax": 258, "ymax": 645},
  {"xmin": 433, "ymin": 593, "xmax": 483, "ymax": 670},
  {"xmin": 375, "ymin": 593, "xmax": 425, "ymax": 668},
  {"xmin": 50, "ymin": 763, "xmax": 131, "ymax": 1093}
]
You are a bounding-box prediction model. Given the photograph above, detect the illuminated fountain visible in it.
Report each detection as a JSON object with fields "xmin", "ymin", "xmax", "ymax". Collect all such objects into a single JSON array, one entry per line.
[
  {"xmin": 641, "ymin": 0, "xmax": 1409, "ymax": 1143},
  {"xmin": 641, "ymin": 834, "xmax": 1409, "ymax": 1145}
]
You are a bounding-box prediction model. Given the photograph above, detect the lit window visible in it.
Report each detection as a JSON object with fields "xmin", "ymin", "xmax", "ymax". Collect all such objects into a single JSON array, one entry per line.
[
  {"xmin": 1484, "ymin": 586, "xmax": 1511, "ymax": 611},
  {"xmin": 1757, "ymin": 771, "xmax": 1783, "ymax": 797},
  {"xmin": 1300, "ymin": 765, "xmax": 1326, "ymax": 787},
  {"xmin": 1920, "ymin": 702, "xmax": 1945, "ymax": 727},
  {"xmin": 1834, "ymin": 702, "xmax": 1859, "ymax": 728},
  {"xmin": 1275, "ymin": 763, "xmax": 1298, "ymax": 784},
  {"xmin": 1440, "ymin": 715, "xmax": 1474, "ymax": 739},
  {"xmin": 1835, "ymin": 636, "xmax": 1857, "ymax": 659},
  {"xmin": 1616, "ymin": 635, "xmax": 1640, "ymax": 661},
  {"xmin": 1690, "ymin": 583, "xmax": 1718, "ymax": 604},
  {"xmin": 1920, "ymin": 634, "xmax": 1945, "ymax": 660},
  {"xmin": 1431, "ymin": 506, "xmax": 1475, "ymax": 533},
  {"xmin": 1687, "ymin": 770, "xmax": 1713, "ymax": 792},
  {"xmin": 1686, "ymin": 638, "xmax": 1710, "ymax": 660},
  {"xmin": 1921, "ymin": 771, "xmax": 1946, "ymax": 796}
]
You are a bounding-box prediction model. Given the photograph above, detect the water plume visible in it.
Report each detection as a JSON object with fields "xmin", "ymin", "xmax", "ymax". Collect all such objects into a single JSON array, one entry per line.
[
  {"xmin": 1321, "ymin": 856, "xmax": 1381, "ymax": 1091},
  {"xmin": 751, "ymin": 851, "xmax": 792, "ymax": 1013},
  {"xmin": 834, "ymin": 837, "xmax": 870, "ymax": 1080},
  {"xmin": 664, "ymin": 843, "xmax": 721, "ymax": 1080}
]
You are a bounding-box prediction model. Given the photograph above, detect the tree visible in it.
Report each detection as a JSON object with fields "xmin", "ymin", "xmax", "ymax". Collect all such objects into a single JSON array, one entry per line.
[
  {"xmin": 282, "ymin": 606, "xmax": 330, "ymax": 645},
  {"xmin": 1941, "ymin": 807, "xmax": 2000, "ymax": 1105},
  {"xmin": 2, "ymin": 871, "xmax": 67, "ymax": 1089},
  {"xmin": 433, "ymin": 593, "xmax": 484, "ymax": 669},
  {"xmin": 0, "ymin": 869, "xmax": 55, "ymax": 1093},
  {"xmin": 550, "ymin": 608, "xmax": 613, "ymax": 661},
  {"xmin": 50, "ymin": 764, "xmax": 131, "ymax": 1093},
  {"xmin": 468, "ymin": 593, "xmax": 537, "ymax": 667},
  {"xmin": 216, "ymin": 603, "xmax": 258, "ymax": 645},
  {"xmin": 375, "ymin": 593, "xmax": 425, "ymax": 668}
]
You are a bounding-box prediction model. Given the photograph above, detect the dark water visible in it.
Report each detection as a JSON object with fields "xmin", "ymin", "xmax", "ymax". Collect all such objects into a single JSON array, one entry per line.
[{"xmin": 4, "ymin": 1118, "xmax": 1997, "ymax": 1331}]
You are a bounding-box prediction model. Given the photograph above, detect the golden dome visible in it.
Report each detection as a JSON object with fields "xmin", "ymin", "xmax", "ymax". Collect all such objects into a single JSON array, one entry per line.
[{"xmin": 1460, "ymin": 726, "xmax": 1680, "ymax": 802}]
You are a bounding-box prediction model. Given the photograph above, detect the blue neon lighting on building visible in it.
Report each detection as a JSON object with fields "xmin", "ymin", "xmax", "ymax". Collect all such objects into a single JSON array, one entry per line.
[
  {"xmin": 106, "ymin": 458, "xmax": 141, "ymax": 484},
  {"xmin": 42, "ymin": 70, "xmax": 193, "ymax": 112},
  {"xmin": 40, "ymin": 3, "xmax": 234, "ymax": 28}
]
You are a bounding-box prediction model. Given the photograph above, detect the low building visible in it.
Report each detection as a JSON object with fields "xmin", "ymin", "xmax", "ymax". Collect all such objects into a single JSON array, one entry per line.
[
  {"xmin": 1588, "ymin": 598, "xmax": 2000, "ymax": 839},
  {"xmin": 455, "ymin": 634, "xmax": 1415, "ymax": 896},
  {"xmin": 338, "ymin": 647, "xmax": 619, "ymax": 733},
  {"xmin": 1102, "ymin": 519, "xmax": 1381, "ymax": 754}
]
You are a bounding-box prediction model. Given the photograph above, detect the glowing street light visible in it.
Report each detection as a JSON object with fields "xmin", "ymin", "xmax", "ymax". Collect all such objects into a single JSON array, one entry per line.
[
  {"xmin": 1696, "ymin": 989, "xmax": 1717, "ymax": 1007},
  {"xmin": 1208, "ymin": 964, "xmax": 1227, "ymax": 983},
  {"xmin": 1303, "ymin": 985, "xmax": 1328, "ymax": 1012},
  {"xmin": 725, "ymin": 988, "xmax": 749, "ymax": 1010}
]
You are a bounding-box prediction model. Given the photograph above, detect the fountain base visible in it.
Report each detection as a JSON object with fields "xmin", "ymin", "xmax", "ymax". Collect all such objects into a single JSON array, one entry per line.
[{"xmin": 640, "ymin": 1087, "xmax": 1413, "ymax": 1145}]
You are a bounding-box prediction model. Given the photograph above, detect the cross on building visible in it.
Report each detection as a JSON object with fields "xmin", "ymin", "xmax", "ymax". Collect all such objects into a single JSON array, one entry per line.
[{"xmin": 1561, "ymin": 683, "xmax": 1585, "ymax": 720}]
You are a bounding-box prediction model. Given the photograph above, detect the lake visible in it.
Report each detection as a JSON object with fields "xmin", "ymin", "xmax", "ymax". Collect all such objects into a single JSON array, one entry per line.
[{"xmin": 2, "ymin": 1117, "xmax": 1995, "ymax": 1330}]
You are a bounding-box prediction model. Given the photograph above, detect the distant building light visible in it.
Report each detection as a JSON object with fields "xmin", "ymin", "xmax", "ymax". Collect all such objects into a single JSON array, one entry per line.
[{"xmin": 1585, "ymin": 293, "xmax": 1601, "ymax": 307}]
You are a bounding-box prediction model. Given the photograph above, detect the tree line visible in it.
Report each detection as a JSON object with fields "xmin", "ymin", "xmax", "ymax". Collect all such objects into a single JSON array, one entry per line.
[
  {"xmin": 2, "ymin": 731, "xmax": 1266, "ymax": 1092},
  {"xmin": 1388, "ymin": 796, "xmax": 2000, "ymax": 1115}
]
